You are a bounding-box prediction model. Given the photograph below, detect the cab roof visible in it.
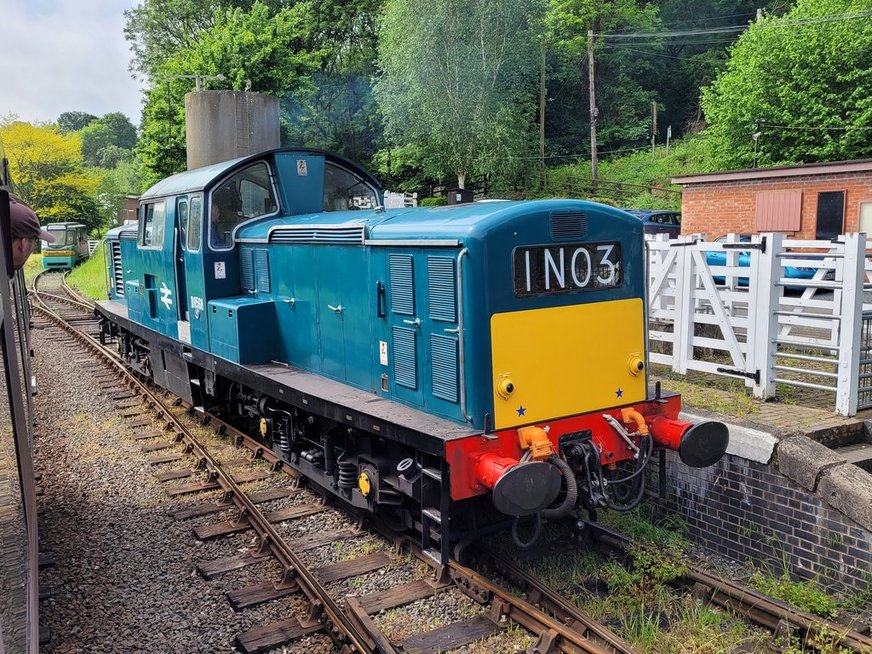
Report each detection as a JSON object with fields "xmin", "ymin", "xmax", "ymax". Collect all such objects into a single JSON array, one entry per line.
[
  {"xmin": 236, "ymin": 198, "xmax": 639, "ymax": 243},
  {"xmin": 139, "ymin": 147, "xmax": 382, "ymax": 201}
]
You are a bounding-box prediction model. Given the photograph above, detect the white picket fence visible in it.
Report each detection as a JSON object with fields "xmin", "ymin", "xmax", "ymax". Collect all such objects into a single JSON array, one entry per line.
[
  {"xmin": 383, "ymin": 191, "xmax": 418, "ymax": 208},
  {"xmin": 646, "ymin": 232, "xmax": 872, "ymax": 416}
]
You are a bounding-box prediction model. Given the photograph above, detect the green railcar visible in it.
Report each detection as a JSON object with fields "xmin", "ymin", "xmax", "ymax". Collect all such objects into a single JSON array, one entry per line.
[{"xmin": 41, "ymin": 222, "xmax": 89, "ymax": 269}]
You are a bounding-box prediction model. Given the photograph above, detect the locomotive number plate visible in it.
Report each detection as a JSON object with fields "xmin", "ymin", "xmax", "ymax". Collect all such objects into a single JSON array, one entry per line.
[{"xmin": 513, "ymin": 241, "xmax": 622, "ymax": 297}]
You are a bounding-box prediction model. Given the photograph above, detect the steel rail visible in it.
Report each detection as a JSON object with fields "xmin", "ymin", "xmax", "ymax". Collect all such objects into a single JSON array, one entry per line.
[
  {"xmin": 446, "ymin": 558, "xmax": 635, "ymax": 654},
  {"xmin": 61, "ymin": 271, "xmax": 95, "ymax": 309},
  {"xmin": 38, "ymin": 281, "xmax": 654, "ymax": 654},
  {"xmin": 30, "ymin": 302, "xmax": 378, "ymax": 654},
  {"xmin": 590, "ymin": 523, "xmax": 872, "ymax": 653},
  {"xmin": 472, "ymin": 545, "xmax": 640, "ymax": 654}
]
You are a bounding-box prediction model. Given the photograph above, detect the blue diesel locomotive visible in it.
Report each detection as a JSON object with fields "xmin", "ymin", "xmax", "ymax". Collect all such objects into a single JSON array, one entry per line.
[{"xmin": 96, "ymin": 148, "xmax": 728, "ymax": 561}]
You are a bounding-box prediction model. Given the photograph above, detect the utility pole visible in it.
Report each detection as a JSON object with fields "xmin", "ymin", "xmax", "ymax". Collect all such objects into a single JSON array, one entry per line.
[
  {"xmin": 539, "ymin": 42, "xmax": 546, "ymax": 188},
  {"xmin": 752, "ymin": 119, "xmax": 762, "ymax": 168},
  {"xmin": 587, "ymin": 30, "xmax": 598, "ymax": 183},
  {"xmin": 651, "ymin": 100, "xmax": 657, "ymax": 158}
]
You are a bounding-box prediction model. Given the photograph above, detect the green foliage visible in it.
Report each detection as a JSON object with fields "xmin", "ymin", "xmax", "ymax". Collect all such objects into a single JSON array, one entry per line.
[
  {"xmin": 98, "ymin": 113, "xmax": 138, "ymax": 150},
  {"xmin": 532, "ymin": 134, "xmax": 718, "ymax": 207},
  {"xmin": 281, "ymin": 0, "xmax": 383, "ymax": 166},
  {"xmin": 0, "ymin": 121, "xmax": 105, "ymax": 231},
  {"xmin": 136, "ymin": 1, "xmax": 320, "ymax": 186},
  {"xmin": 57, "ymin": 111, "xmax": 97, "ymax": 133},
  {"xmin": 598, "ymin": 506, "xmax": 688, "ymax": 548},
  {"xmin": 124, "ymin": 0, "xmax": 221, "ymax": 82},
  {"xmin": 702, "ymin": 0, "xmax": 872, "ymax": 168},
  {"xmin": 81, "ymin": 114, "xmax": 138, "ymax": 167},
  {"xmin": 94, "ymin": 159, "xmax": 143, "ymax": 227},
  {"xmin": 136, "ymin": 81, "xmax": 188, "ymax": 187},
  {"xmin": 543, "ymin": 0, "xmax": 662, "ymax": 157},
  {"xmin": 597, "ymin": 542, "xmax": 684, "ymax": 613},
  {"xmin": 67, "ymin": 242, "xmax": 109, "ymax": 300},
  {"xmin": 749, "ymin": 570, "xmax": 838, "ymax": 618},
  {"xmin": 419, "ymin": 197, "xmax": 446, "ymax": 207},
  {"xmin": 375, "ymin": 0, "xmax": 545, "ymax": 189},
  {"xmin": 81, "ymin": 123, "xmax": 116, "ymax": 167}
]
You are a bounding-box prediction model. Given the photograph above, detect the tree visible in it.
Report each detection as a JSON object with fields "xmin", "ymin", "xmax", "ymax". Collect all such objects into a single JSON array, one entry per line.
[
  {"xmin": 281, "ymin": 0, "xmax": 384, "ymax": 167},
  {"xmin": 135, "ymin": 1, "xmax": 320, "ymax": 186},
  {"xmin": 0, "ymin": 121, "xmax": 105, "ymax": 230},
  {"xmin": 124, "ymin": 0, "xmax": 221, "ymax": 81},
  {"xmin": 701, "ymin": 0, "xmax": 872, "ymax": 168},
  {"xmin": 95, "ymin": 158, "xmax": 144, "ymax": 229},
  {"xmin": 543, "ymin": 0, "xmax": 662, "ymax": 159},
  {"xmin": 375, "ymin": 0, "xmax": 545, "ymax": 189},
  {"xmin": 81, "ymin": 113, "xmax": 138, "ymax": 167},
  {"xmin": 99, "ymin": 113, "xmax": 138, "ymax": 149},
  {"xmin": 57, "ymin": 111, "xmax": 98, "ymax": 133}
]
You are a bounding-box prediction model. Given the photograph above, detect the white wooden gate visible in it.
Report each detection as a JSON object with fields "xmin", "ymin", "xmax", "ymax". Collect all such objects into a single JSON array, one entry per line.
[{"xmin": 647, "ymin": 233, "xmax": 867, "ymax": 416}]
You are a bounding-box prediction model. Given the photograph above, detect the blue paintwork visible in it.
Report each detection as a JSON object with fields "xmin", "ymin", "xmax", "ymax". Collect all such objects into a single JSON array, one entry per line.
[
  {"xmin": 706, "ymin": 249, "xmax": 819, "ymax": 287},
  {"xmin": 110, "ymin": 147, "xmax": 647, "ymax": 430},
  {"xmin": 208, "ymin": 296, "xmax": 281, "ymax": 363}
]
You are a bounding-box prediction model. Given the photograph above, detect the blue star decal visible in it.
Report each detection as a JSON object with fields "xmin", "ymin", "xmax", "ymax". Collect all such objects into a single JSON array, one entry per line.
[
  {"xmin": 517, "ymin": 405, "xmax": 526, "ymax": 417},
  {"xmin": 615, "ymin": 388, "xmax": 623, "ymax": 398}
]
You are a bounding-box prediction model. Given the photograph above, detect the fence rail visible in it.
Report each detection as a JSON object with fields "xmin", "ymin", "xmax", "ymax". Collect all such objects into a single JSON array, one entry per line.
[{"xmin": 647, "ymin": 232, "xmax": 868, "ymax": 416}]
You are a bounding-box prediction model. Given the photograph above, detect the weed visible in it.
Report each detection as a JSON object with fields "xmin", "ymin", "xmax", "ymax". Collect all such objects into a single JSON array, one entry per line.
[
  {"xmin": 598, "ymin": 505, "xmax": 688, "ymax": 549},
  {"xmin": 775, "ymin": 624, "xmax": 855, "ymax": 654},
  {"xmin": 750, "ymin": 570, "xmax": 838, "ymax": 619},
  {"xmin": 825, "ymin": 531, "xmax": 843, "ymax": 548}
]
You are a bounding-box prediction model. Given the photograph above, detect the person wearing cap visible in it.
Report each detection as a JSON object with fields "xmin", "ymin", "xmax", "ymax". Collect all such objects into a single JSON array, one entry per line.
[{"xmin": 8, "ymin": 195, "xmax": 54, "ymax": 269}]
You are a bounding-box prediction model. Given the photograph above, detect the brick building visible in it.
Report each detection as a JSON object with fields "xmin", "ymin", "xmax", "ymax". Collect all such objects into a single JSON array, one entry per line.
[
  {"xmin": 672, "ymin": 159, "xmax": 872, "ymax": 241},
  {"xmin": 117, "ymin": 195, "xmax": 139, "ymax": 225}
]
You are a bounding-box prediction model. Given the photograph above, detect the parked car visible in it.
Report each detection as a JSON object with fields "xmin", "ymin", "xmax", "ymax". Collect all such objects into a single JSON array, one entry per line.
[
  {"xmin": 623, "ymin": 209, "xmax": 682, "ymax": 237},
  {"xmin": 706, "ymin": 234, "xmax": 830, "ymax": 289}
]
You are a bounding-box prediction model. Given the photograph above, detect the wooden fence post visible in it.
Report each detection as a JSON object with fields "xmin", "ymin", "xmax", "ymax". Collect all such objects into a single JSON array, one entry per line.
[
  {"xmin": 750, "ymin": 232, "xmax": 781, "ymax": 399},
  {"xmin": 672, "ymin": 235, "xmax": 695, "ymax": 374},
  {"xmin": 836, "ymin": 232, "xmax": 865, "ymax": 416}
]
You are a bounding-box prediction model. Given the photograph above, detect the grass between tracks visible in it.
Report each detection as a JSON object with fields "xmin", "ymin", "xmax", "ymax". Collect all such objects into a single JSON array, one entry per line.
[
  {"xmin": 511, "ymin": 507, "xmax": 866, "ymax": 654},
  {"xmin": 65, "ymin": 242, "xmax": 108, "ymax": 300}
]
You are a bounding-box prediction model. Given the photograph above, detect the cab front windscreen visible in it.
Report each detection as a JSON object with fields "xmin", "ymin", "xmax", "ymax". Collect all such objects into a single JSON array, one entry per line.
[{"xmin": 46, "ymin": 227, "xmax": 76, "ymax": 247}]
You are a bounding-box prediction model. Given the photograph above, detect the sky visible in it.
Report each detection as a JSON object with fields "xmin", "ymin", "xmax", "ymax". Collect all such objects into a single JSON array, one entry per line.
[{"xmin": 0, "ymin": 0, "xmax": 144, "ymax": 126}]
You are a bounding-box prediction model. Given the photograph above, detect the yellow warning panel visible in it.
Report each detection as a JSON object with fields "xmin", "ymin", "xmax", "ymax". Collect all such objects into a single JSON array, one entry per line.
[{"xmin": 490, "ymin": 298, "xmax": 646, "ymax": 430}]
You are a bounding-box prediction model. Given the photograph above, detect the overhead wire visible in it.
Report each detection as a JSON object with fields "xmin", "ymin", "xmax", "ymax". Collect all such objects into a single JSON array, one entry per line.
[
  {"xmin": 762, "ymin": 123, "xmax": 872, "ymax": 131},
  {"xmin": 596, "ymin": 9, "xmax": 872, "ymax": 40}
]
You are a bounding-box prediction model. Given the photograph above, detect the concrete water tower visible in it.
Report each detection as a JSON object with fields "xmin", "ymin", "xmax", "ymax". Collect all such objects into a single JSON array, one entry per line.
[{"xmin": 185, "ymin": 89, "xmax": 280, "ymax": 170}]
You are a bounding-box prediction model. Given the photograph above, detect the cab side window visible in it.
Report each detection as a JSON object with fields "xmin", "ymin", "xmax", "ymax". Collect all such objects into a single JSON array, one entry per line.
[
  {"xmin": 323, "ymin": 162, "xmax": 378, "ymax": 211},
  {"xmin": 187, "ymin": 196, "xmax": 202, "ymax": 252},
  {"xmin": 177, "ymin": 199, "xmax": 189, "ymax": 250},
  {"xmin": 140, "ymin": 201, "xmax": 166, "ymax": 248},
  {"xmin": 210, "ymin": 162, "xmax": 277, "ymax": 250}
]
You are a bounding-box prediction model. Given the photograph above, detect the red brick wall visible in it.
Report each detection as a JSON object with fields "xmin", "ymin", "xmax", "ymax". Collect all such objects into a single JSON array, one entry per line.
[
  {"xmin": 681, "ymin": 171, "xmax": 872, "ymax": 241},
  {"xmin": 117, "ymin": 197, "xmax": 139, "ymax": 225}
]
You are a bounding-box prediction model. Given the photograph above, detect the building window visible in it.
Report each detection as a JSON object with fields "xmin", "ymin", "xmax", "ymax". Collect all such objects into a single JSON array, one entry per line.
[
  {"xmin": 859, "ymin": 201, "xmax": 872, "ymax": 237},
  {"xmin": 755, "ymin": 189, "xmax": 802, "ymax": 231},
  {"xmin": 815, "ymin": 190, "xmax": 845, "ymax": 240}
]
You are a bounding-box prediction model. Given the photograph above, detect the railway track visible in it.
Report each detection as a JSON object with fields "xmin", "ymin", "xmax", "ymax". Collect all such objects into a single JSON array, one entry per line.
[
  {"xmin": 588, "ymin": 524, "xmax": 872, "ymax": 654},
  {"xmin": 31, "ymin": 275, "xmax": 642, "ymax": 654},
  {"xmin": 33, "ymin": 275, "xmax": 872, "ymax": 654}
]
